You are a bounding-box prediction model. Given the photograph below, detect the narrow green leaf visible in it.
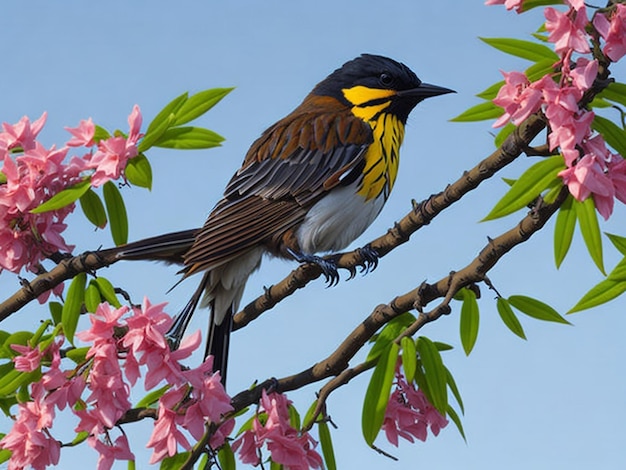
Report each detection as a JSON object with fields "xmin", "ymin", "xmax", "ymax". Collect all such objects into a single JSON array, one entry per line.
[
  {"xmin": 159, "ymin": 451, "xmax": 190, "ymax": 470},
  {"xmin": 0, "ymin": 447, "xmax": 11, "ymax": 465},
  {"xmin": 592, "ymin": 115, "xmax": 626, "ymax": 156},
  {"xmin": 125, "ymin": 154, "xmax": 153, "ymax": 190},
  {"xmin": 446, "ymin": 405, "xmax": 467, "ymax": 442},
  {"xmin": 483, "ymin": 156, "xmax": 566, "ymax": 221},
  {"xmin": 476, "ymin": 80, "xmax": 504, "ymax": 100},
  {"xmin": 318, "ymin": 420, "xmax": 337, "ymax": 470},
  {"xmin": 569, "ymin": 278, "xmax": 626, "ymax": 313},
  {"xmin": 138, "ymin": 112, "xmax": 176, "ymax": 153},
  {"xmin": 145, "ymin": 92, "xmax": 188, "ymax": 137},
  {"xmin": 433, "ymin": 341, "xmax": 454, "ymax": 351},
  {"xmin": 366, "ymin": 312, "xmax": 415, "ymax": 361},
  {"xmin": 606, "ymin": 233, "xmax": 626, "ymax": 256},
  {"xmin": 480, "ymin": 37, "xmax": 559, "ymax": 62},
  {"xmin": 288, "ymin": 404, "xmax": 301, "ymax": 430},
  {"xmin": 589, "ymin": 97, "xmax": 613, "ymax": 109},
  {"xmin": 459, "ymin": 289, "xmax": 480, "ymax": 356},
  {"xmin": 0, "ymin": 368, "xmax": 40, "ymax": 395},
  {"xmin": 94, "ymin": 277, "xmax": 121, "ymax": 308},
  {"xmin": 154, "ymin": 126, "xmax": 225, "ymax": 150},
  {"xmin": 600, "ymin": 82, "xmax": 626, "ymax": 107},
  {"xmin": 400, "ymin": 336, "xmax": 417, "ymax": 383},
  {"xmin": 173, "ymin": 88, "xmax": 234, "ymax": 126},
  {"xmin": 31, "ymin": 180, "xmax": 91, "ymax": 213},
  {"xmin": 525, "ymin": 59, "xmax": 558, "ymax": 82},
  {"xmin": 217, "ymin": 442, "xmax": 236, "ymax": 470},
  {"xmin": 49, "ymin": 301, "xmax": 63, "ymax": 325},
  {"xmin": 494, "ymin": 123, "xmax": 516, "ymax": 148},
  {"xmin": 508, "ymin": 295, "xmax": 571, "ymax": 324},
  {"xmin": 608, "ymin": 257, "xmax": 626, "ymax": 281},
  {"xmin": 496, "ymin": 297, "xmax": 527, "ymax": 340},
  {"xmin": 135, "ymin": 385, "xmax": 170, "ymax": 408},
  {"xmin": 127, "ymin": 458, "xmax": 137, "ymax": 470},
  {"xmin": 450, "ymin": 101, "xmax": 504, "ymax": 122},
  {"xmin": 103, "ymin": 181, "xmax": 128, "ymax": 246},
  {"xmin": 554, "ymin": 194, "xmax": 576, "ymax": 268},
  {"xmin": 362, "ymin": 342, "xmax": 399, "ymax": 446},
  {"xmin": 93, "ymin": 125, "xmax": 111, "ymax": 143},
  {"xmin": 446, "ymin": 367, "xmax": 464, "ymax": 414},
  {"xmin": 84, "ymin": 282, "xmax": 101, "ymax": 313},
  {"xmin": 65, "ymin": 347, "xmax": 90, "ymax": 364},
  {"xmin": 416, "ymin": 336, "xmax": 448, "ymax": 414},
  {"xmin": 574, "ymin": 196, "xmax": 605, "ymax": 275},
  {"xmin": 62, "ymin": 273, "xmax": 87, "ymax": 344},
  {"xmin": 79, "ymin": 188, "xmax": 107, "ymax": 228}
]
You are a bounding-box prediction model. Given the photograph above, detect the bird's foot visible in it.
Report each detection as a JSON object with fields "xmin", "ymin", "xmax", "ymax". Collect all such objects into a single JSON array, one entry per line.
[
  {"xmin": 357, "ymin": 244, "xmax": 379, "ymax": 275},
  {"xmin": 287, "ymin": 248, "xmax": 340, "ymax": 287}
]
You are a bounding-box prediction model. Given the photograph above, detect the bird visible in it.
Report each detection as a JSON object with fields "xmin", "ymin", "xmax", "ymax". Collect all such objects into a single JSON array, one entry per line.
[{"xmin": 116, "ymin": 54, "xmax": 454, "ymax": 384}]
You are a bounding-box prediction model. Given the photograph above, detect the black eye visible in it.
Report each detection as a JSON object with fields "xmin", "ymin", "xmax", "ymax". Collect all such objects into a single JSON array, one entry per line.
[{"xmin": 379, "ymin": 72, "xmax": 394, "ymax": 87}]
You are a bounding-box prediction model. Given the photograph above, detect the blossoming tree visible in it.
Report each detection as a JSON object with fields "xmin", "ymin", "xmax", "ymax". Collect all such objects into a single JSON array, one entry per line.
[{"xmin": 1, "ymin": 1, "xmax": 626, "ymax": 469}]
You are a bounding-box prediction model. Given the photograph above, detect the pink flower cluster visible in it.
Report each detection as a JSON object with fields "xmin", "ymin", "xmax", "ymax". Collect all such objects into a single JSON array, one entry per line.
[
  {"xmin": 0, "ymin": 106, "xmax": 141, "ymax": 274},
  {"xmin": 382, "ymin": 370, "xmax": 448, "ymax": 446},
  {"xmin": 232, "ymin": 390, "xmax": 323, "ymax": 470},
  {"xmin": 0, "ymin": 298, "xmax": 233, "ymax": 470},
  {"xmin": 484, "ymin": 0, "xmax": 524, "ymax": 14},
  {"xmin": 489, "ymin": 0, "xmax": 626, "ymax": 219}
]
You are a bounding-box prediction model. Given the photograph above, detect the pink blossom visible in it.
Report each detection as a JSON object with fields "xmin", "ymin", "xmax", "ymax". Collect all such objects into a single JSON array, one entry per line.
[
  {"xmin": 545, "ymin": 5, "xmax": 590, "ymax": 54},
  {"xmin": 91, "ymin": 434, "xmax": 135, "ymax": 470},
  {"xmin": 232, "ymin": 390, "xmax": 322, "ymax": 469},
  {"xmin": 146, "ymin": 387, "xmax": 192, "ymax": 464},
  {"xmin": 1, "ymin": 112, "xmax": 47, "ymax": 151},
  {"xmin": 484, "ymin": 0, "xmax": 523, "ymax": 13},
  {"xmin": 65, "ymin": 118, "xmax": 96, "ymax": 147},
  {"xmin": 594, "ymin": 4, "xmax": 626, "ymax": 62},
  {"xmin": 382, "ymin": 371, "xmax": 448, "ymax": 446},
  {"xmin": 11, "ymin": 343, "xmax": 43, "ymax": 372},
  {"xmin": 76, "ymin": 302, "xmax": 129, "ymax": 344},
  {"xmin": 492, "ymin": 70, "xmax": 544, "ymax": 127}
]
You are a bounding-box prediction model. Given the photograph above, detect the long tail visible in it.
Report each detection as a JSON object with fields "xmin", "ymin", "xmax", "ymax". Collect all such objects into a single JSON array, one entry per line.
[
  {"xmin": 111, "ymin": 228, "xmax": 200, "ymax": 265},
  {"xmin": 206, "ymin": 303, "xmax": 233, "ymax": 384}
]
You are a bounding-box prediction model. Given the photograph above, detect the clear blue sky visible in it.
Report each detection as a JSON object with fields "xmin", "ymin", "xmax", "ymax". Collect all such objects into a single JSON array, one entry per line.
[{"xmin": 1, "ymin": 1, "xmax": 625, "ymax": 469}]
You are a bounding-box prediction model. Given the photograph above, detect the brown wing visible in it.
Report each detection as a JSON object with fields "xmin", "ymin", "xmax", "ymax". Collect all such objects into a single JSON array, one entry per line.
[{"xmin": 183, "ymin": 96, "xmax": 373, "ymax": 276}]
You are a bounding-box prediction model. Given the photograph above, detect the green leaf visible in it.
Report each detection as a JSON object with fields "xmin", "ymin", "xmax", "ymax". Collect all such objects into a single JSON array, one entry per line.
[
  {"xmin": 30, "ymin": 179, "xmax": 91, "ymax": 214},
  {"xmin": 450, "ymin": 101, "xmax": 504, "ymax": 122},
  {"xmin": 84, "ymin": 281, "xmax": 101, "ymax": 313},
  {"xmin": 476, "ymin": 80, "xmax": 504, "ymax": 101},
  {"xmin": 125, "ymin": 154, "xmax": 153, "ymax": 190},
  {"xmin": 103, "ymin": 181, "xmax": 128, "ymax": 246},
  {"xmin": 49, "ymin": 301, "xmax": 63, "ymax": 325},
  {"xmin": 589, "ymin": 97, "xmax": 613, "ymax": 109},
  {"xmin": 93, "ymin": 276, "xmax": 121, "ymax": 308},
  {"xmin": 217, "ymin": 442, "xmax": 236, "ymax": 470},
  {"xmin": 433, "ymin": 341, "xmax": 454, "ymax": 351},
  {"xmin": 508, "ymin": 295, "xmax": 571, "ymax": 324},
  {"xmin": 0, "ymin": 368, "xmax": 40, "ymax": 395},
  {"xmin": 416, "ymin": 336, "xmax": 448, "ymax": 414},
  {"xmin": 159, "ymin": 451, "xmax": 190, "ymax": 470},
  {"xmin": 608, "ymin": 257, "xmax": 626, "ymax": 281},
  {"xmin": 569, "ymin": 278, "xmax": 626, "ymax": 313},
  {"xmin": 135, "ymin": 385, "xmax": 170, "ymax": 408},
  {"xmin": 446, "ymin": 405, "xmax": 467, "ymax": 442},
  {"xmin": 362, "ymin": 342, "xmax": 399, "ymax": 446},
  {"xmin": 0, "ymin": 447, "xmax": 11, "ymax": 465},
  {"xmin": 401, "ymin": 336, "xmax": 417, "ymax": 383},
  {"xmin": 496, "ymin": 297, "xmax": 527, "ymax": 340},
  {"xmin": 459, "ymin": 288, "xmax": 479, "ymax": 356},
  {"xmin": 483, "ymin": 156, "xmax": 566, "ymax": 220},
  {"xmin": 62, "ymin": 273, "xmax": 87, "ymax": 344},
  {"xmin": 153, "ymin": 126, "xmax": 225, "ymax": 150},
  {"xmin": 65, "ymin": 347, "xmax": 90, "ymax": 364},
  {"xmin": 288, "ymin": 404, "xmax": 301, "ymax": 429},
  {"xmin": 145, "ymin": 92, "xmax": 188, "ymax": 137},
  {"xmin": 525, "ymin": 59, "xmax": 558, "ymax": 82},
  {"xmin": 554, "ymin": 194, "xmax": 576, "ymax": 268},
  {"xmin": 574, "ymin": 196, "xmax": 605, "ymax": 275},
  {"xmin": 606, "ymin": 233, "xmax": 626, "ymax": 256},
  {"xmin": 592, "ymin": 115, "xmax": 626, "ymax": 156},
  {"xmin": 366, "ymin": 312, "xmax": 415, "ymax": 361},
  {"xmin": 446, "ymin": 367, "xmax": 464, "ymax": 414},
  {"xmin": 79, "ymin": 188, "xmax": 107, "ymax": 228},
  {"xmin": 480, "ymin": 37, "xmax": 559, "ymax": 62},
  {"xmin": 93, "ymin": 125, "xmax": 111, "ymax": 143},
  {"xmin": 494, "ymin": 123, "xmax": 516, "ymax": 148},
  {"xmin": 600, "ymin": 82, "xmax": 626, "ymax": 107},
  {"xmin": 318, "ymin": 420, "xmax": 337, "ymax": 470},
  {"xmin": 138, "ymin": 112, "xmax": 176, "ymax": 153},
  {"xmin": 173, "ymin": 88, "xmax": 234, "ymax": 126}
]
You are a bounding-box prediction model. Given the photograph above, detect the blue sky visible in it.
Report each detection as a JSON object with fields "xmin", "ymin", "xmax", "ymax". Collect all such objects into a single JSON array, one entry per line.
[{"xmin": 1, "ymin": 1, "xmax": 626, "ymax": 469}]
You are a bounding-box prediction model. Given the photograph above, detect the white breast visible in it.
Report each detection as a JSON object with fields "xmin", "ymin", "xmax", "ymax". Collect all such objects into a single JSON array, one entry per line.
[{"xmin": 295, "ymin": 183, "xmax": 386, "ymax": 254}]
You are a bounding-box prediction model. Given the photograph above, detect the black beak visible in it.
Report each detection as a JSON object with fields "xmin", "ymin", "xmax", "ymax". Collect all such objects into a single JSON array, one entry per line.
[{"xmin": 398, "ymin": 82, "xmax": 456, "ymax": 99}]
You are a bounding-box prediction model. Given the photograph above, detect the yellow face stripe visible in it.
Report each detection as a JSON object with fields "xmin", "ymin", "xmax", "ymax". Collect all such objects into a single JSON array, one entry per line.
[
  {"xmin": 342, "ymin": 85, "xmax": 396, "ymax": 106},
  {"xmin": 357, "ymin": 113, "xmax": 405, "ymax": 201}
]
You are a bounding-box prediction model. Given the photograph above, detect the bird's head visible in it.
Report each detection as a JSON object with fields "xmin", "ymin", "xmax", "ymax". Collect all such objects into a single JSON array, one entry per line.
[{"xmin": 312, "ymin": 54, "xmax": 454, "ymax": 123}]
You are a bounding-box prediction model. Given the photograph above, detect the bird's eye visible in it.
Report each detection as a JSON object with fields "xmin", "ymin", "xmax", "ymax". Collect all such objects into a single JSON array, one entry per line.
[{"xmin": 379, "ymin": 72, "xmax": 394, "ymax": 87}]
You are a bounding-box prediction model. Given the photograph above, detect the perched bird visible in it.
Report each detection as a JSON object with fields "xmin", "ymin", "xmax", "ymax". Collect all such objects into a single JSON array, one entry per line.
[{"xmin": 117, "ymin": 54, "xmax": 454, "ymax": 384}]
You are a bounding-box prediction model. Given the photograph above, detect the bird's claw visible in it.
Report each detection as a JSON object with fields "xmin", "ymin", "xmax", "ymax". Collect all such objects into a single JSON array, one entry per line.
[
  {"xmin": 288, "ymin": 248, "xmax": 341, "ymax": 287},
  {"xmin": 357, "ymin": 244, "xmax": 379, "ymax": 275}
]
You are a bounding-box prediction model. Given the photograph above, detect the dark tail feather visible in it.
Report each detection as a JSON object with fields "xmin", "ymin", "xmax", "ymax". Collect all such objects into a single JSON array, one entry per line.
[
  {"xmin": 206, "ymin": 303, "xmax": 233, "ymax": 385},
  {"xmin": 112, "ymin": 228, "xmax": 200, "ymax": 265},
  {"xmin": 166, "ymin": 273, "xmax": 207, "ymax": 349}
]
